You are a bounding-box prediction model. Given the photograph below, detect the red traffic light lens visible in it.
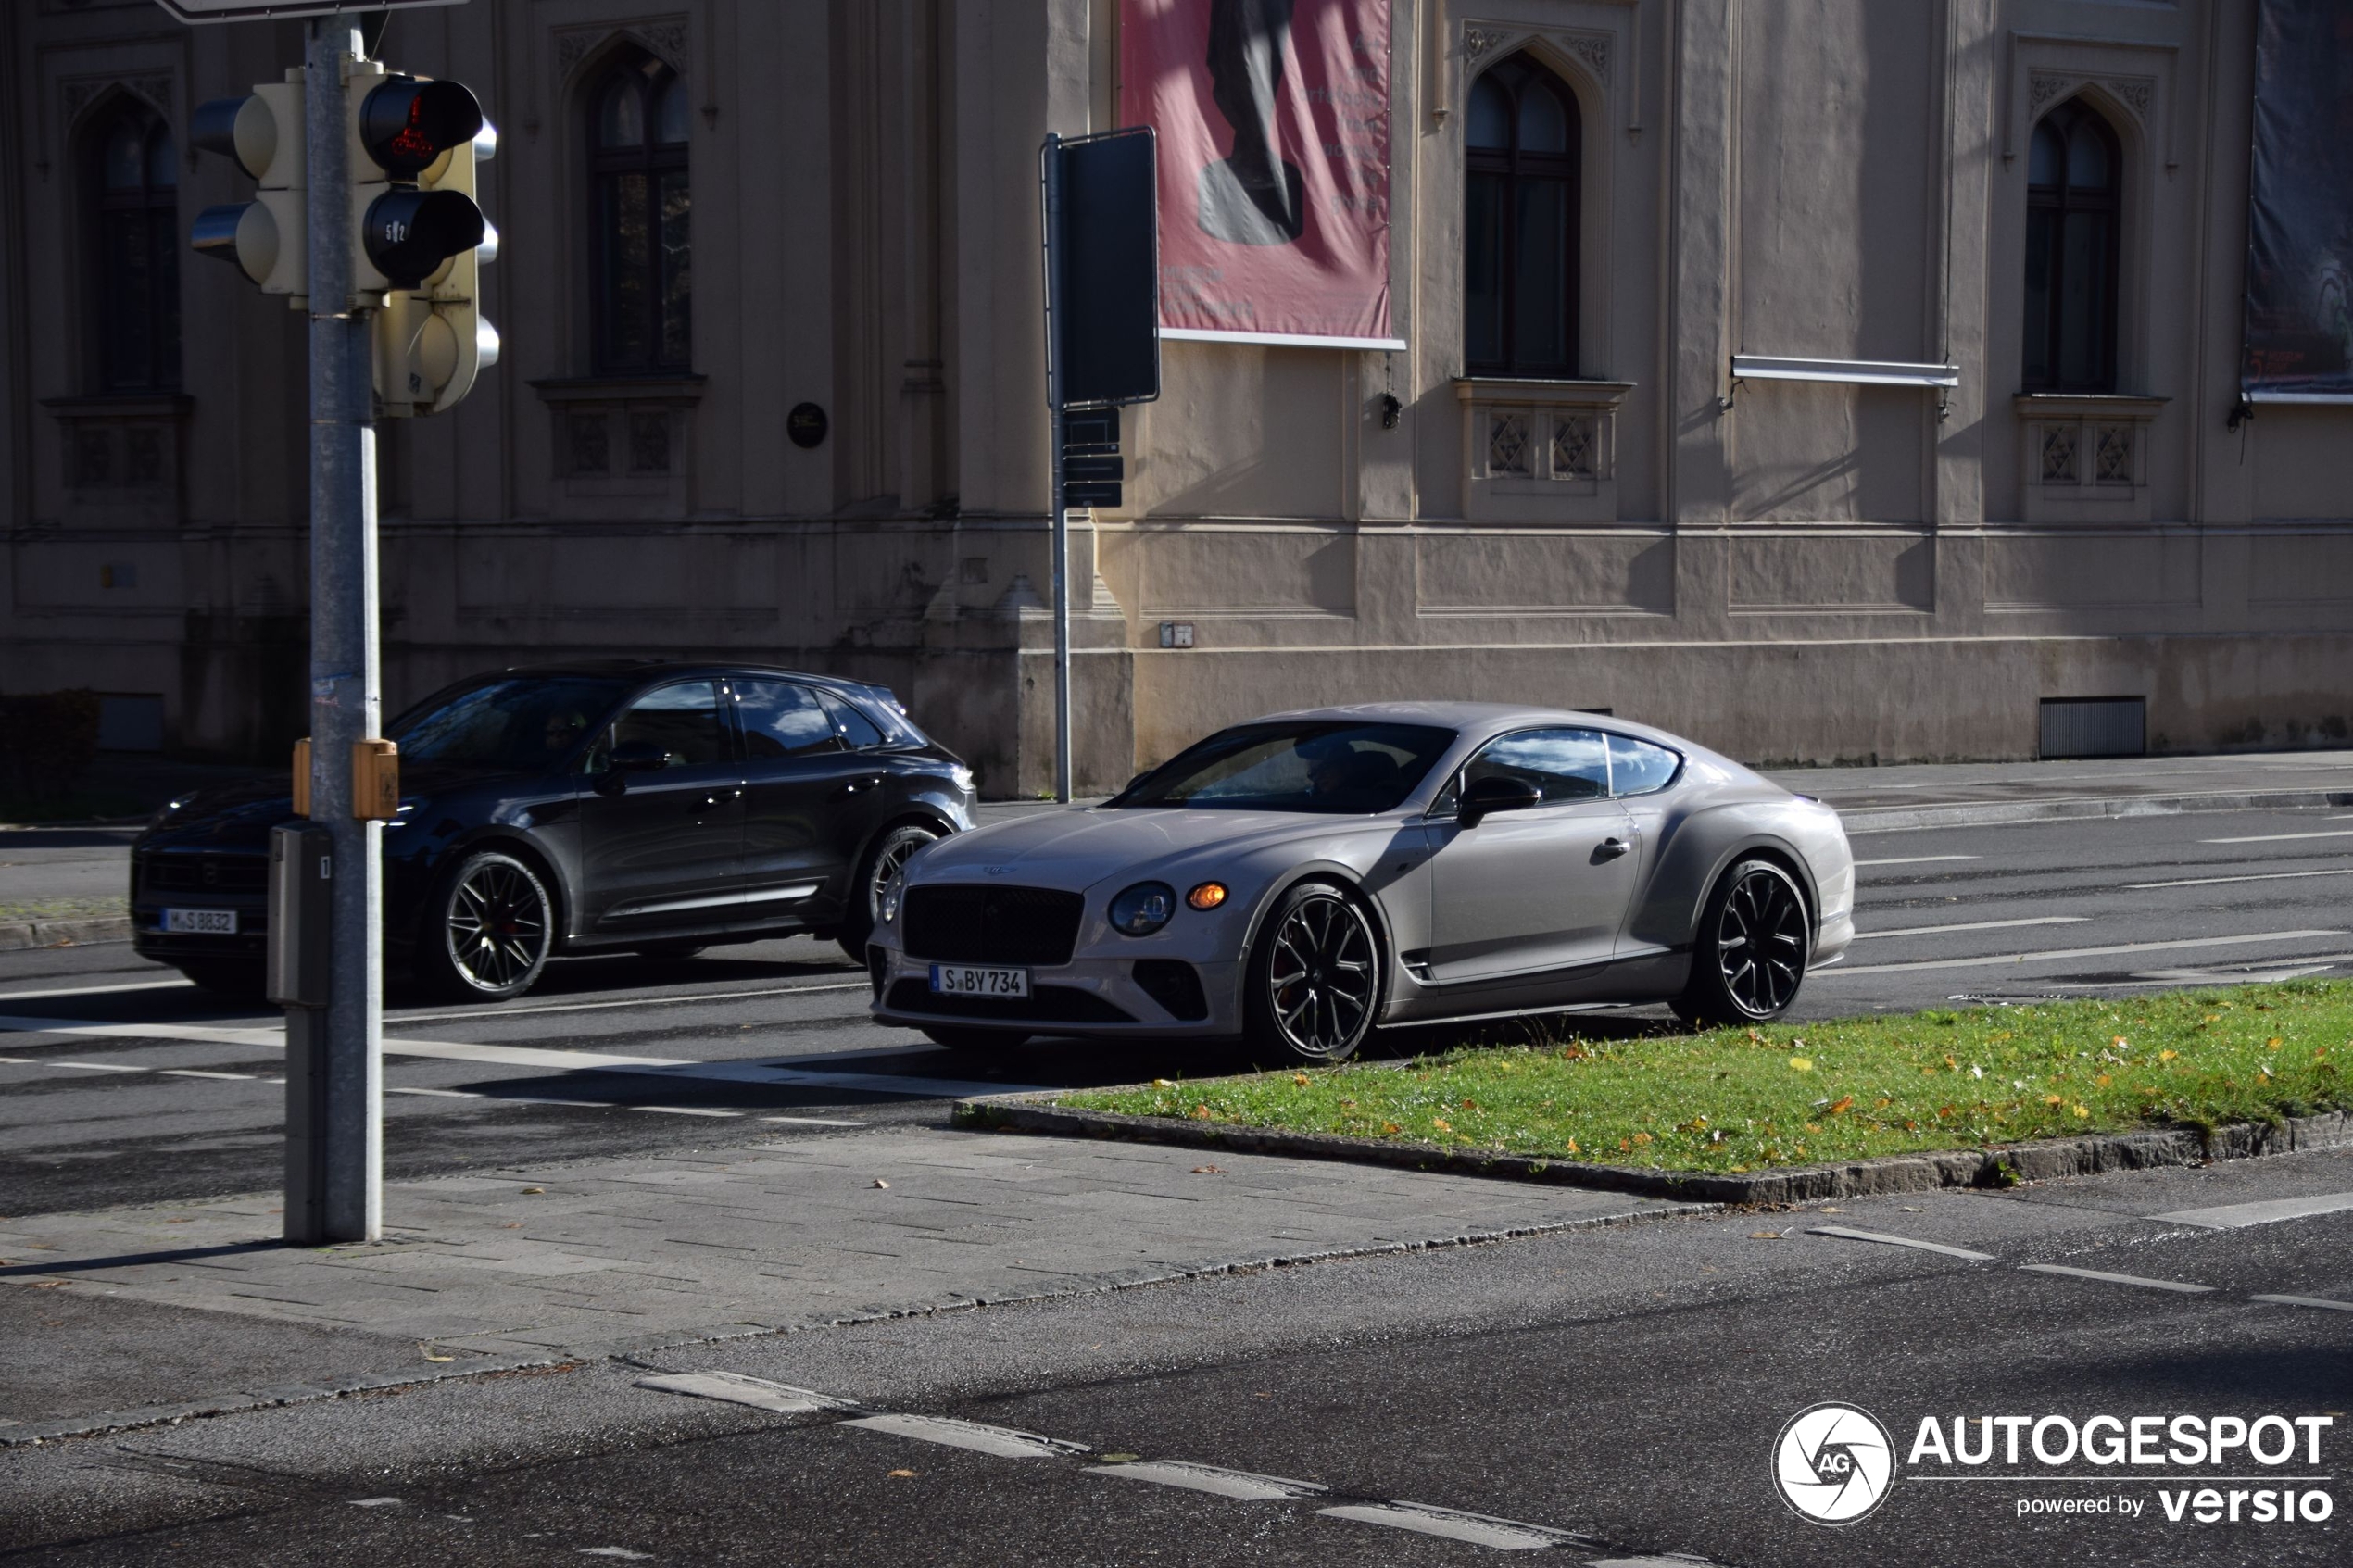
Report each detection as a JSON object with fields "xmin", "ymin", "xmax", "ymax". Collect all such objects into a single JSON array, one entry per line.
[{"xmin": 359, "ymin": 77, "xmax": 484, "ymax": 180}]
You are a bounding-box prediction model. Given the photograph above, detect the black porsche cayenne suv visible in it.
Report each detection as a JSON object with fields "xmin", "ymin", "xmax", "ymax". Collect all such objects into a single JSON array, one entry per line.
[{"xmin": 132, "ymin": 661, "xmax": 975, "ymax": 1001}]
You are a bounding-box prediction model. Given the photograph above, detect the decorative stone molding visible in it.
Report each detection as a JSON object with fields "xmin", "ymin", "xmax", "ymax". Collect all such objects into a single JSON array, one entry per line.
[
  {"xmin": 1449, "ymin": 10, "xmax": 1642, "ymax": 138},
  {"xmin": 2005, "ymin": 31, "xmax": 2180, "ymax": 169},
  {"xmin": 2013, "ymin": 394, "xmax": 2168, "ymax": 524},
  {"xmin": 556, "ymin": 17, "xmax": 690, "ymax": 85},
  {"xmin": 1455, "ymin": 378, "xmax": 1632, "ymax": 523},
  {"xmin": 41, "ymin": 395, "xmax": 191, "ymax": 519},
  {"xmin": 531, "ymin": 375, "xmax": 704, "ymax": 495}
]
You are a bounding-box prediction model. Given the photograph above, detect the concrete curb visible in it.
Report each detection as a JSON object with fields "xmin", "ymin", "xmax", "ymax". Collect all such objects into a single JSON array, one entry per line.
[
  {"xmin": 0, "ymin": 1351, "xmax": 573, "ymax": 1449},
  {"xmin": 1836, "ymin": 786, "xmax": 2353, "ymax": 834},
  {"xmin": 0, "ymin": 916, "xmax": 130, "ymax": 951},
  {"xmin": 953, "ymin": 1099, "xmax": 2353, "ymax": 1206}
]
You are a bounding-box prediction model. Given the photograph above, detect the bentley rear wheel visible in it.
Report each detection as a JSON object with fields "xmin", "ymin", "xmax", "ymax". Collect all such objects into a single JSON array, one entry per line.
[
  {"xmin": 1673, "ymin": 858, "xmax": 1809, "ymax": 1028},
  {"xmin": 1243, "ymin": 880, "xmax": 1381, "ymax": 1066}
]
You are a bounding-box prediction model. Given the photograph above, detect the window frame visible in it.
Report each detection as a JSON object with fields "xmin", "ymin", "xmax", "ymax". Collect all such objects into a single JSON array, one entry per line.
[
  {"xmin": 585, "ymin": 677, "xmax": 738, "ymax": 773},
  {"xmin": 2021, "ymin": 98, "xmax": 2122, "ymax": 395},
  {"xmin": 1429, "ymin": 726, "xmax": 1684, "ymax": 816},
  {"xmin": 82, "ymin": 101, "xmax": 182, "ymax": 395},
  {"xmin": 1463, "ymin": 53, "xmax": 1582, "ymax": 380},
  {"xmin": 586, "ymin": 51, "xmax": 693, "ymax": 376}
]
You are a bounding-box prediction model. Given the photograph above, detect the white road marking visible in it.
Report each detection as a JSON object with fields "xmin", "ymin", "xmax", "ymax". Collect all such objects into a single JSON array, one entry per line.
[
  {"xmin": 346, "ymin": 1497, "xmax": 402, "ymax": 1508},
  {"xmin": 1316, "ymin": 1501, "xmax": 1580, "ymax": 1550},
  {"xmin": 0, "ymin": 1014, "xmax": 1038, "ymax": 1098},
  {"xmin": 576, "ymin": 1551, "xmax": 653, "ymax": 1562},
  {"xmin": 1808, "ymin": 1224, "xmax": 1994, "ymax": 1261},
  {"xmin": 0, "ymin": 978, "xmax": 193, "ymax": 1003},
  {"xmin": 396, "ymin": 979, "xmax": 871, "ymax": 1024},
  {"xmin": 2149, "ymin": 1192, "xmax": 2353, "ymax": 1230},
  {"xmin": 2251, "ymin": 1294, "xmax": 2353, "ymax": 1312},
  {"xmin": 1092, "ymin": 1460, "xmax": 1326, "ymax": 1500},
  {"xmin": 635, "ymin": 1371, "xmax": 858, "ymax": 1415},
  {"xmin": 1854, "ymin": 854, "xmax": 1981, "ymax": 868},
  {"xmin": 2200, "ymin": 828, "xmax": 2353, "ymax": 845},
  {"xmin": 157, "ymin": 1069, "xmax": 257, "ymax": 1081},
  {"xmin": 2020, "ymin": 1263, "xmax": 2214, "ymax": 1294},
  {"xmin": 2128, "ymin": 868, "xmax": 2353, "ymax": 890},
  {"xmin": 388, "ymin": 1086, "xmax": 486, "ymax": 1098},
  {"xmin": 843, "ymin": 1412, "xmax": 1090, "ymax": 1459},
  {"xmin": 1, "ymin": 1057, "xmax": 147, "ymax": 1073},
  {"xmin": 1820, "ymin": 929, "xmax": 2347, "ymax": 977},
  {"xmin": 760, "ymin": 1115, "xmax": 866, "ymax": 1127},
  {"xmin": 1590, "ymin": 1560, "xmax": 1730, "ymax": 1568},
  {"xmin": 1852, "ymin": 916, "xmax": 2086, "ymax": 941},
  {"xmin": 628, "ymin": 1105, "xmax": 741, "ymax": 1118}
]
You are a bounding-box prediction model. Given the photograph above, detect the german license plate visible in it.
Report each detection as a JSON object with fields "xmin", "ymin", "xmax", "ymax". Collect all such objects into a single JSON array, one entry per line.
[
  {"xmin": 928, "ymin": 963, "xmax": 1029, "ymax": 999},
  {"xmin": 163, "ymin": 908, "xmax": 238, "ymax": 935}
]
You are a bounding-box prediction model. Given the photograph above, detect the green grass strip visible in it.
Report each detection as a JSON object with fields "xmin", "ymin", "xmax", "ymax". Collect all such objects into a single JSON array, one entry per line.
[{"xmin": 1061, "ymin": 981, "xmax": 2353, "ymax": 1173}]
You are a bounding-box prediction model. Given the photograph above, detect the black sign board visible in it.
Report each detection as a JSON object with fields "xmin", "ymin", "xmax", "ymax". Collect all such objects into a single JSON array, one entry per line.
[
  {"xmin": 786, "ymin": 403, "xmax": 829, "ymax": 448},
  {"xmin": 1065, "ymin": 482, "xmax": 1124, "ymax": 508},
  {"xmin": 1063, "ymin": 455, "xmax": 1124, "ymax": 483},
  {"xmin": 1054, "ymin": 128, "xmax": 1160, "ymax": 408},
  {"xmin": 1063, "ymin": 407, "xmax": 1120, "ymax": 453}
]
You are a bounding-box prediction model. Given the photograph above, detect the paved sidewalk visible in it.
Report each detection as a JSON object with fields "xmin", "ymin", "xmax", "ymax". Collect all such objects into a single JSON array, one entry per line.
[{"xmin": 0, "ymin": 1126, "xmax": 1685, "ymax": 1439}]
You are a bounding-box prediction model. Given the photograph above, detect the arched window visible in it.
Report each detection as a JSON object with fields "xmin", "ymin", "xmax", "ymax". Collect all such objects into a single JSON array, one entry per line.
[
  {"xmin": 588, "ymin": 51, "xmax": 692, "ymax": 373},
  {"xmin": 86, "ymin": 102, "xmax": 181, "ymax": 393},
  {"xmin": 2023, "ymin": 99, "xmax": 2120, "ymax": 393},
  {"xmin": 1464, "ymin": 54, "xmax": 1579, "ymax": 378}
]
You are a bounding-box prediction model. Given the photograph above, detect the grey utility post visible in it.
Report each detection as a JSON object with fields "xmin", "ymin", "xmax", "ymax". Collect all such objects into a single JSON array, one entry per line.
[
  {"xmin": 300, "ymin": 16, "xmax": 384, "ymax": 1244},
  {"xmin": 1039, "ymin": 133, "xmax": 1074, "ymax": 805}
]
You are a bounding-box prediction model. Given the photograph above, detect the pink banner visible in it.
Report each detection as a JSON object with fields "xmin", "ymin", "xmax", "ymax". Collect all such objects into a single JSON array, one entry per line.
[{"xmin": 1121, "ymin": 0, "xmax": 1397, "ymax": 347}]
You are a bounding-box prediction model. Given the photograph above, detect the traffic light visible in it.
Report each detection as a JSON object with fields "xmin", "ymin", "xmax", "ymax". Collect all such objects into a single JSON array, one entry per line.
[
  {"xmin": 189, "ymin": 74, "xmax": 307, "ymax": 296},
  {"xmin": 347, "ymin": 63, "xmax": 499, "ymax": 416}
]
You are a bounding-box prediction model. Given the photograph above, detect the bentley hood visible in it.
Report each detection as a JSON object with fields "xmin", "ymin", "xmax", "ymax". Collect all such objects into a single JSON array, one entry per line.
[{"xmin": 911, "ymin": 807, "xmax": 1388, "ymax": 891}]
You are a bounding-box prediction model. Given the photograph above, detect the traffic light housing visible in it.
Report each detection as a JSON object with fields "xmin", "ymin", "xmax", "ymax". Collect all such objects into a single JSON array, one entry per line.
[
  {"xmin": 189, "ymin": 75, "xmax": 307, "ymax": 296},
  {"xmin": 348, "ymin": 64, "xmax": 499, "ymax": 416}
]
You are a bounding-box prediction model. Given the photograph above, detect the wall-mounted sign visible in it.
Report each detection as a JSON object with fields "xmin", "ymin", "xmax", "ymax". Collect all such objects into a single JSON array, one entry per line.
[
  {"xmin": 786, "ymin": 403, "xmax": 829, "ymax": 448},
  {"xmin": 1121, "ymin": 0, "xmax": 1401, "ymax": 351}
]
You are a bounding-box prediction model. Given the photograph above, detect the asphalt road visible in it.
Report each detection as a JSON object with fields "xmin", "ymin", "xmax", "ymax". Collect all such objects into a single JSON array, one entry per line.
[
  {"xmin": 7, "ymin": 1147, "xmax": 2350, "ymax": 1566},
  {"xmin": 5, "ymin": 801, "xmax": 2352, "ymax": 1217}
]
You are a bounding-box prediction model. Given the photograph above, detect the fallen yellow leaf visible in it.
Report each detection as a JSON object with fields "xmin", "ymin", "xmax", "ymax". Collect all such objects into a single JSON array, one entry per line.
[
  {"xmin": 1827, "ymin": 1095, "xmax": 1855, "ymax": 1115},
  {"xmin": 1789, "ymin": 1057, "xmax": 1814, "ymax": 1073}
]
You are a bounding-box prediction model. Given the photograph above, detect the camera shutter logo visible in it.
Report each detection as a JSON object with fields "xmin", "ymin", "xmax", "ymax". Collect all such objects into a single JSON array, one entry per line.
[{"xmin": 1774, "ymin": 1402, "xmax": 1896, "ymax": 1525}]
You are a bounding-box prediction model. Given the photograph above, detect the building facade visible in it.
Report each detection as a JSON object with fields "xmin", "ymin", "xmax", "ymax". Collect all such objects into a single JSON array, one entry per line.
[{"xmin": 4, "ymin": 0, "xmax": 2348, "ymax": 795}]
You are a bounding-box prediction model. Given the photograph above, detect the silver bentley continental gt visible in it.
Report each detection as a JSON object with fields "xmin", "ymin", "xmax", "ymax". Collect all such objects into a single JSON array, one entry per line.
[{"xmin": 865, "ymin": 704, "xmax": 1854, "ymax": 1064}]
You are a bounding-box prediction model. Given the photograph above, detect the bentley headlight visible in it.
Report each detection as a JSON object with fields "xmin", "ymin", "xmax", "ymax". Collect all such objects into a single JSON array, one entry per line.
[
  {"xmin": 1108, "ymin": 881, "xmax": 1177, "ymax": 936},
  {"xmin": 879, "ymin": 869, "xmax": 906, "ymax": 925}
]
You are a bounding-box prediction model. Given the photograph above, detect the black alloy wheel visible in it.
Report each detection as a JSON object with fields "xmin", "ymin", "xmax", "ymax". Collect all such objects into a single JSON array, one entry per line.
[
  {"xmin": 1245, "ymin": 881, "xmax": 1381, "ymax": 1065},
  {"xmin": 423, "ymin": 849, "xmax": 554, "ymax": 1002},
  {"xmin": 1674, "ymin": 858, "xmax": 1809, "ymax": 1027},
  {"xmin": 839, "ymin": 822, "xmax": 941, "ymax": 962}
]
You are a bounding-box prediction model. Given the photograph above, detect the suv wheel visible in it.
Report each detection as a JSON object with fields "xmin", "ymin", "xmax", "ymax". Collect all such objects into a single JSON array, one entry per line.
[{"xmin": 418, "ymin": 849, "xmax": 555, "ymax": 1002}]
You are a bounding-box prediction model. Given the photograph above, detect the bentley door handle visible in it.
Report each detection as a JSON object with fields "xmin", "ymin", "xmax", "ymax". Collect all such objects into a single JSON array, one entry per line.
[{"xmin": 1594, "ymin": 837, "xmax": 1631, "ymax": 861}]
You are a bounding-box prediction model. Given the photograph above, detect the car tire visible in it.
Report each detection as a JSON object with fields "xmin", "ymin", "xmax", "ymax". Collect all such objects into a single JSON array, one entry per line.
[
  {"xmin": 1672, "ymin": 857, "xmax": 1810, "ymax": 1029},
  {"xmin": 838, "ymin": 822, "xmax": 942, "ymax": 963},
  {"xmin": 176, "ymin": 961, "xmax": 265, "ymax": 1000},
  {"xmin": 1242, "ymin": 879, "xmax": 1382, "ymax": 1066},
  {"xmin": 415, "ymin": 848, "xmax": 556, "ymax": 1003},
  {"xmin": 920, "ymin": 1025, "xmax": 1029, "ymax": 1054},
  {"xmin": 632, "ymin": 942, "xmax": 708, "ymax": 962}
]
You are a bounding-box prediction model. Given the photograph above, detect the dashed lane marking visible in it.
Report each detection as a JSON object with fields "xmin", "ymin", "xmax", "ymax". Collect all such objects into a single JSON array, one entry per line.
[
  {"xmin": 1819, "ymin": 928, "xmax": 2347, "ymax": 977},
  {"xmin": 1808, "ymin": 1224, "xmax": 1994, "ymax": 1261},
  {"xmin": 633, "ymin": 1371, "xmax": 859, "ymax": 1415},
  {"xmin": 157, "ymin": 1068, "xmax": 257, "ymax": 1081},
  {"xmin": 760, "ymin": 1115, "xmax": 867, "ymax": 1127},
  {"xmin": 2149, "ymin": 1192, "xmax": 2353, "ymax": 1230},
  {"xmin": 2251, "ymin": 1294, "xmax": 2353, "ymax": 1312},
  {"xmin": 1852, "ymin": 916, "xmax": 2086, "ymax": 941},
  {"xmin": 2128, "ymin": 868, "xmax": 2353, "ymax": 891},
  {"xmin": 843, "ymin": 1412, "xmax": 1091, "ymax": 1459},
  {"xmin": 0, "ymin": 1056, "xmax": 145, "ymax": 1072},
  {"xmin": 0, "ymin": 979, "xmax": 193, "ymax": 1003},
  {"xmin": 1853, "ymin": 854, "xmax": 1981, "ymax": 868},
  {"xmin": 2020, "ymin": 1263, "xmax": 2215, "ymax": 1294},
  {"xmin": 1091, "ymin": 1460, "xmax": 1326, "ymax": 1501},
  {"xmin": 1316, "ymin": 1501, "xmax": 1589, "ymax": 1551},
  {"xmin": 2199, "ymin": 828, "xmax": 2353, "ymax": 845}
]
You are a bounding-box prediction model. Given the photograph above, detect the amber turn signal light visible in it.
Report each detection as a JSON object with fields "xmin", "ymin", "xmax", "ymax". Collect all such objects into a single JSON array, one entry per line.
[{"xmin": 1186, "ymin": 882, "xmax": 1228, "ymax": 911}]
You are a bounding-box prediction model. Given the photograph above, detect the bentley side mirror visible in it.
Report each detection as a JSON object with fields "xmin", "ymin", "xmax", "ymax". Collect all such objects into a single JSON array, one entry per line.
[{"xmin": 1459, "ymin": 774, "xmax": 1541, "ymax": 827}]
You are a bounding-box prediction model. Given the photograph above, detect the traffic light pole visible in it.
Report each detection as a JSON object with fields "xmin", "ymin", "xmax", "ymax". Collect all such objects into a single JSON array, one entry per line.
[
  {"xmin": 1040, "ymin": 134, "xmax": 1073, "ymax": 805},
  {"xmin": 293, "ymin": 17, "xmax": 383, "ymax": 1244}
]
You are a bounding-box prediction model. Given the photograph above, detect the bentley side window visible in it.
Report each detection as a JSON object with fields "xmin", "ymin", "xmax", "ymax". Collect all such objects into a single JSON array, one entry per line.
[
  {"xmin": 1605, "ymin": 734, "xmax": 1681, "ymax": 797},
  {"xmin": 735, "ymin": 679, "xmax": 841, "ymax": 759},
  {"xmin": 1448, "ymin": 728, "xmax": 1612, "ymax": 809}
]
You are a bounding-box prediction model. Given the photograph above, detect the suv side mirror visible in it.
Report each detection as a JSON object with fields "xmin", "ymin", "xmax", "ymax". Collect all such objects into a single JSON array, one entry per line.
[{"xmin": 1459, "ymin": 774, "xmax": 1541, "ymax": 827}]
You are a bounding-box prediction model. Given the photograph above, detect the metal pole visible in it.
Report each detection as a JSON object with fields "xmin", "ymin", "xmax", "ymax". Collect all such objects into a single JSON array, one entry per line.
[
  {"xmin": 1040, "ymin": 134, "xmax": 1073, "ymax": 805},
  {"xmin": 296, "ymin": 16, "xmax": 382, "ymax": 1244}
]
